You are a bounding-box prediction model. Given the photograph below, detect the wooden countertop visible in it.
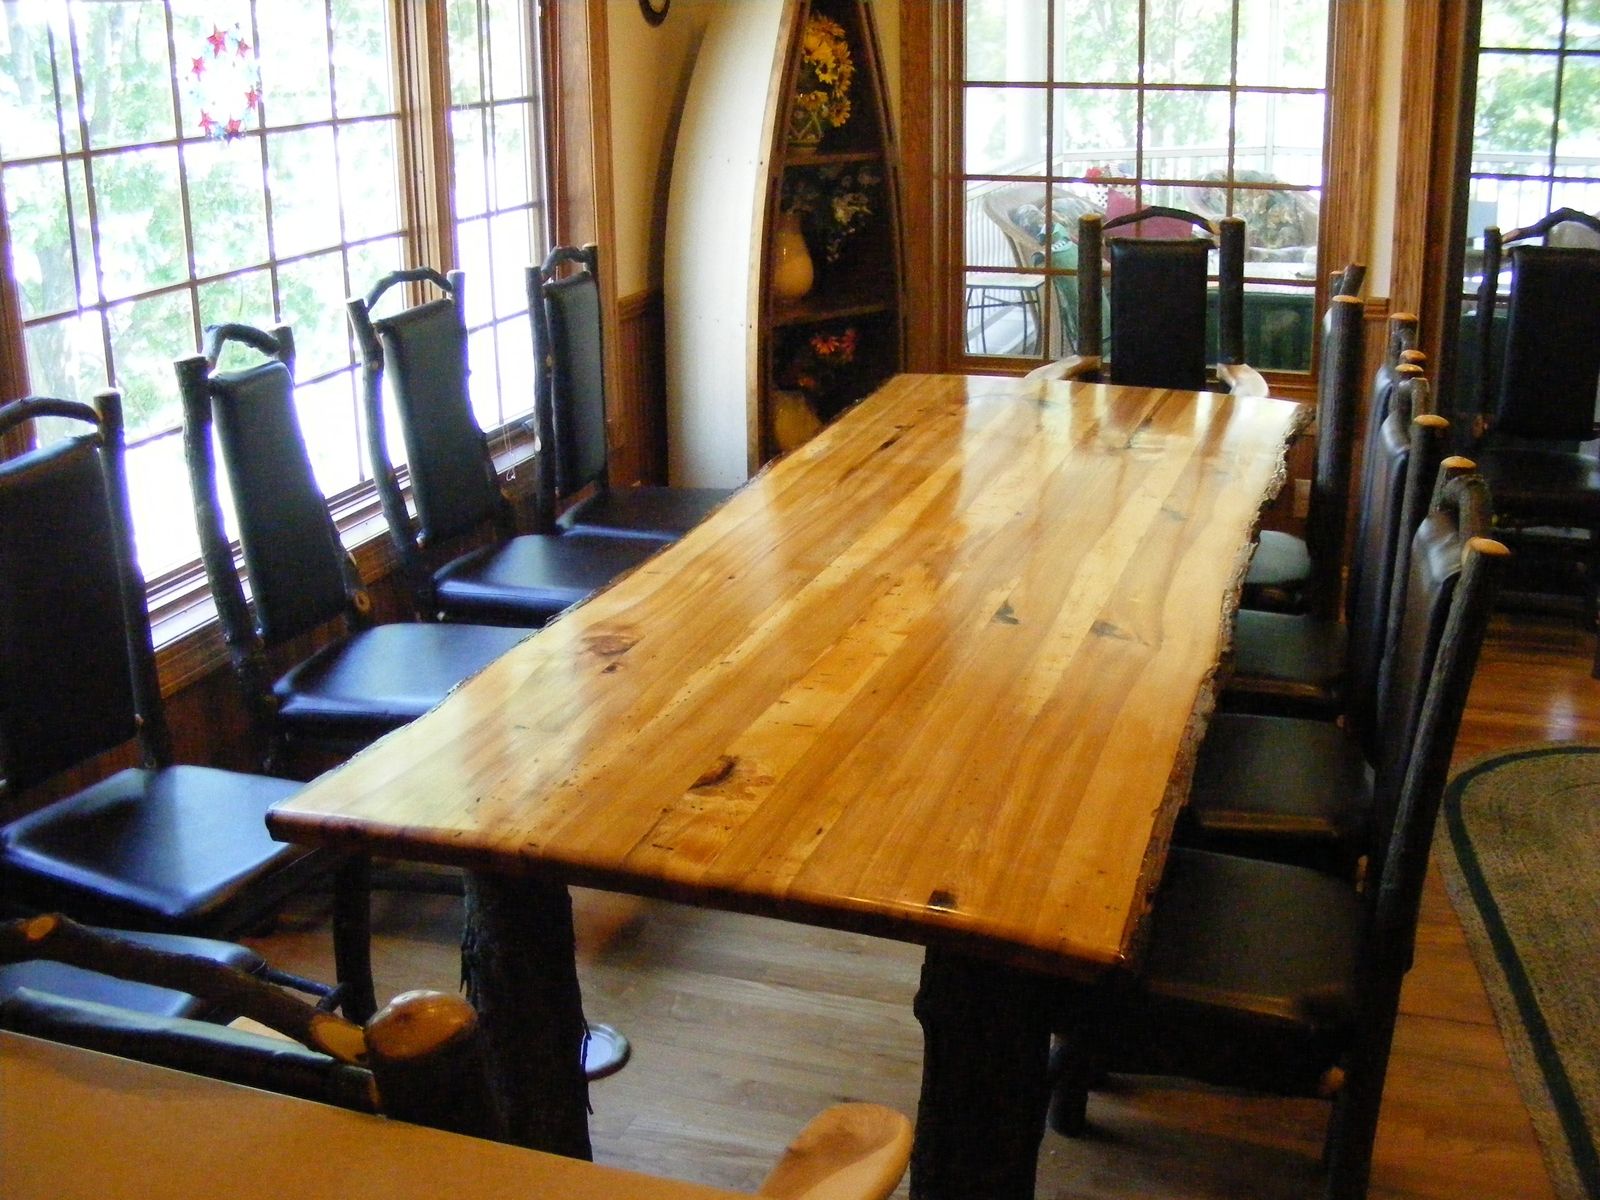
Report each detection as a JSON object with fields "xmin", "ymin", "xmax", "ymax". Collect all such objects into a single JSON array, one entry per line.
[{"xmin": 271, "ymin": 374, "xmax": 1304, "ymax": 977}]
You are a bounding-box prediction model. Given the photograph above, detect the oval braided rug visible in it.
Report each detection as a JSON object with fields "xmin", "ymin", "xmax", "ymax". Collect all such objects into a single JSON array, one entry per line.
[{"xmin": 1441, "ymin": 743, "xmax": 1600, "ymax": 1200}]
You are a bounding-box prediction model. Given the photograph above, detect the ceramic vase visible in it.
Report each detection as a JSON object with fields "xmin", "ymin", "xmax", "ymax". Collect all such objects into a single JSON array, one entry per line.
[{"xmin": 772, "ymin": 209, "xmax": 814, "ymax": 301}]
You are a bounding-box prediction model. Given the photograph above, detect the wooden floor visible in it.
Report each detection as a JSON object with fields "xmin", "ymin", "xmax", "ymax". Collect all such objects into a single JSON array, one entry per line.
[{"xmin": 249, "ymin": 610, "xmax": 1598, "ymax": 1199}]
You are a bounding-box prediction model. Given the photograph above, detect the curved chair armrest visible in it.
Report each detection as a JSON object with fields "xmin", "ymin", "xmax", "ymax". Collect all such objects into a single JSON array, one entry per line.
[
  {"xmin": 1217, "ymin": 362, "xmax": 1270, "ymax": 397},
  {"xmin": 1024, "ymin": 354, "xmax": 1101, "ymax": 383},
  {"xmin": 757, "ymin": 1103, "xmax": 912, "ymax": 1200}
]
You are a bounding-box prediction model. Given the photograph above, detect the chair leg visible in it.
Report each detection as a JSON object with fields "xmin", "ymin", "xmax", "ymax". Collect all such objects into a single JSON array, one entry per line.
[
  {"xmin": 1321, "ymin": 982, "xmax": 1403, "ymax": 1200},
  {"xmin": 1045, "ymin": 1035, "xmax": 1096, "ymax": 1136},
  {"xmin": 1589, "ymin": 526, "xmax": 1600, "ymax": 679},
  {"xmin": 330, "ymin": 854, "xmax": 377, "ymax": 1024}
]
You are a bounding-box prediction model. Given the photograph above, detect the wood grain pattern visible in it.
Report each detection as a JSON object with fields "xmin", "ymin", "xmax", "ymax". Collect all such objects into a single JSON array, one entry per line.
[{"xmin": 272, "ymin": 374, "xmax": 1303, "ymax": 979}]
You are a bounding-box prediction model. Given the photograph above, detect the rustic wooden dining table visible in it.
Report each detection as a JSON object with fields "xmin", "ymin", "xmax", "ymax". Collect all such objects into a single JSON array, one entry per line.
[{"xmin": 270, "ymin": 372, "xmax": 1305, "ymax": 1200}]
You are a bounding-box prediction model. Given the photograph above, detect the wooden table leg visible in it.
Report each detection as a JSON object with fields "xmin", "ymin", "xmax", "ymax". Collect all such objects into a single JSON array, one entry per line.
[
  {"xmin": 460, "ymin": 872, "xmax": 592, "ymax": 1157},
  {"xmin": 910, "ymin": 946, "xmax": 1054, "ymax": 1200}
]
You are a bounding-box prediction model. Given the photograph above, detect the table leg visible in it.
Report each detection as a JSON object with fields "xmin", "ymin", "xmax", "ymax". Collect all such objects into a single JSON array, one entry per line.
[
  {"xmin": 911, "ymin": 946, "xmax": 1054, "ymax": 1200},
  {"xmin": 461, "ymin": 871, "xmax": 592, "ymax": 1157}
]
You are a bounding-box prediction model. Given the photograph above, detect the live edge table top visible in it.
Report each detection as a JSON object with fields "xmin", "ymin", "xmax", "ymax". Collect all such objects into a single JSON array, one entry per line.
[{"xmin": 270, "ymin": 373, "xmax": 1304, "ymax": 980}]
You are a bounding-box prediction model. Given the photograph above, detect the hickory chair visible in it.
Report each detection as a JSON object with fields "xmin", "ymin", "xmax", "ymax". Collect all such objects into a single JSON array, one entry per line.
[
  {"xmin": 1024, "ymin": 207, "xmax": 1268, "ymax": 398},
  {"xmin": 1470, "ymin": 207, "xmax": 1600, "ymax": 676},
  {"xmin": 0, "ymin": 392, "xmax": 374, "ymax": 1022},
  {"xmin": 348, "ymin": 268, "xmax": 659, "ymax": 627},
  {"xmin": 176, "ymin": 322, "xmax": 528, "ymax": 766},
  {"xmin": 1180, "ymin": 404, "xmax": 1453, "ymax": 877},
  {"xmin": 1224, "ymin": 297, "xmax": 1381, "ymax": 719},
  {"xmin": 1052, "ymin": 469, "xmax": 1506, "ymax": 1200},
  {"xmin": 1238, "ymin": 291, "xmax": 1366, "ymax": 617},
  {"xmin": 1, "ymin": 914, "xmax": 914, "ymax": 1200},
  {"xmin": 532, "ymin": 244, "xmax": 733, "ymax": 543}
]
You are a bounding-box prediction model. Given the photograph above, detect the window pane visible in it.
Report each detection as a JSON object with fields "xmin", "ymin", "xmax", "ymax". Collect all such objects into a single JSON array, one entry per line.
[
  {"xmin": 486, "ymin": 0, "xmax": 530, "ymax": 100},
  {"xmin": 966, "ymin": 86, "xmax": 1049, "ymax": 175},
  {"xmin": 452, "ymin": 108, "xmax": 489, "ymax": 218},
  {"xmin": 1481, "ymin": 0, "xmax": 1564, "ymax": 49},
  {"xmin": 170, "ymin": 1, "xmax": 258, "ymax": 142},
  {"xmin": 1474, "ymin": 52, "xmax": 1559, "ymax": 174},
  {"xmin": 95, "ymin": 146, "xmax": 187, "ymax": 300},
  {"xmin": 197, "ymin": 267, "xmax": 272, "ymax": 331},
  {"xmin": 496, "ymin": 315, "xmax": 534, "ymax": 422},
  {"xmin": 448, "ymin": 0, "xmax": 485, "ymax": 103},
  {"xmin": 107, "ymin": 289, "xmax": 195, "ymax": 439},
  {"xmin": 24, "ymin": 311, "xmax": 106, "ymax": 404},
  {"xmin": 1233, "ymin": 184, "xmax": 1320, "ymax": 258},
  {"xmin": 330, "ymin": 0, "xmax": 394, "ymax": 118},
  {"xmin": 1550, "ymin": 178, "xmax": 1600, "ymax": 216},
  {"xmin": 488, "ymin": 209, "xmax": 532, "ymax": 320},
  {"xmin": 468, "ymin": 325, "xmax": 501, "ymax": 429},
  {"xmin": 1237, "ymin": 0, "xmax": 1328, "ymax": 89},
  {"xmin": 267, "ymin": 127, "xmax": 341, "ymax": 257},
  {"xmin": 2, "ymin": 161, "xmax": 77, "ymax": 318},
  {"xmin": 1572, "ymin": 0, "xmax": 1600, "ymax": 51},
  {"xmin": 126, "ymin": 432, "xmax": 201, "ymax": 577},
  {"xmin": 185, "ymin": 138, "xmax": 268, "ymax": 277},
  {"xmin": 0, "ymin": 1, "xmax": 77, "ymax": 159},
  {"xmin": 1234, "ymin": 91, "xmax": 1326, "ymax": 186},
  {"xmin": 968, "ymin": 0, "xmax": 1046, "ymax": 82},
  {"xmin": 76, "ymin": 1, "xmax": 178, "ymax": 149},
  {"xmin": 1143, "ymin": 90, "xmax": 1230, "ymax": 180},
  {"xmin": 456, "ymin": 217, "xmax": 492, "ymax": 326},
  {"xmin": 295, "ymin": 370, "xmax": 362, "ymax": 495},
  {"xmin": 338, "ymin": 118, "xmax": 400, "ymax": 240},
  {"xmin": 1052, "ymin": 89, "xmax": 1138, "ymax": 177},
  {"xmin": 491, "ymin": 104, "xmax": 533, "ymax": 210},
  {"xmin": 1556, "ymin": 57, "xmax": 1600, "ymax": 174},
  {"xmin": 278, "ymin": 251, "xmax": 352, "ymax": 379},
  {"xmin": 256, "ymin": 0, "xmax": 333, "ymax": 125},
  {"xmin": 1144, "ymin": 0, "xmax": 1234, "ymax": 85},
  {"xmin": 1052, "ymin": 0, "xmax": 1136, "ymax": 83},
  {"xmin": 347, "ymin": 235, "xmax": 404, "ymax": 300}
]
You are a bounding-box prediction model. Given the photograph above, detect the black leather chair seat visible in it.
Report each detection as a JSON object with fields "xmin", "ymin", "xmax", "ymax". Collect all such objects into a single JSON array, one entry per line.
[
  {"xmin": 558, "ymin": 485, "xmax": 735, "ymax": 544},
  {"xmin": 1, "ymin": 768, "xmax": 315, "ymax": 932},
  {"xmin": 1473, "ymin": 443, "xmax": 1600, "ymax": 525},
  {"xmin": 432, "ymin": 531, "xmax": 660, "ymax": 626},
  {"xmin": 1182, "ymin": 713, "xmax": 1371, "ymax": 849},
  {"xmin": 0, "ymin": 929, "xmax": 266, "ymax": 1020},
  {"xmin": 1225, "ymin": 609, "xmax": 1345, "ymax": 717},
  {"xmin": 1241, "ymin": 530, "xmax": 1311, "ymax": 614},
  {"xmin": 274, "ymin": 622, "xmax": 528, "ymax": 742},
  {"xmin": 1086, "ymin": 848, "xmax": 1362, "ymax": 1095}
]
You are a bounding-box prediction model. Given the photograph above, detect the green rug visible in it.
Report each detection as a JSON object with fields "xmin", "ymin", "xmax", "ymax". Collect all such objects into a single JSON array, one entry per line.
[{"xmin": 1440, "ymin": 743, "xmax": 1600, "ymax": 1200}]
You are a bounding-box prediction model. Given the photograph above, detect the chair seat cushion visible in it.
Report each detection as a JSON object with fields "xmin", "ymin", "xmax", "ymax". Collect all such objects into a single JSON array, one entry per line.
[
  {"xmin": 1182, "ymin": 713, "xmax": 1372, "ymax": 849},
  {"xmin": 274, "ymin": 622, "xmax": 528, "ymax": 743},
  {"xmin": 433, "ymin": 531, "xmax": 660, "ymax": 626},
  {"xmin": 1, "ymin": 768, "xmax": 311, "ymax": 932},
  {"xmin": 1224, "ymin": 610, "xmax": 1345, "ymax": 718},
  {"xmin": 1089, "ymin": 848, "xmax": 1363, "ymax": 1094},
  {"xmin": 1240, "ymin": 530, "xmax": 1310, "ymax": 613},
  {"xmin": 1474, "ymin": 443, "xmax": 1600, "ymax": 526},
  {"xmin": 0, "ymin": 929, "xmax": 265, "ymax": 1020},
  {"xmin": 559, "ymin": 486, "xmax": 735, "ymax": 544}
]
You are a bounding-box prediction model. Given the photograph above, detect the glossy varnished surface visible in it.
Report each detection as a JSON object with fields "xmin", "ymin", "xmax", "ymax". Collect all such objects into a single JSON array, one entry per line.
[{"xmin": 271, "ymin": 374, "xmax": 1303, "ymax": 975}]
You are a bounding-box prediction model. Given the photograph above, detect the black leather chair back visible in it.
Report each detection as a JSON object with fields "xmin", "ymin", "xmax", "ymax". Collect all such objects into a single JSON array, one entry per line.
[
  {"xmin": 1492, "ymin": 245, "xmax": 1600, "ymax": 441},
  {"xmin": 369, "ymin": 285, "xmax": 503, "ymax": 546},
  {"xmin": 178, "ymin": 324, "xmax": 367, "ymax": 651},
  {"xmin": 534, "ymin": 245, "xmax": 611, "ymax": 503},
  {"xmin": 0, "ymin": 394, "xmax": 165, "ymax": 792},
  {"xmin": 1344, "ymin": 380, "xmax": 1446, "ymax": 760},
  {"xmin": 1107, "ymin": 238, "xmax": 1211, "ymax": 392},
  {"xmin": 1303, "ymin": 294, "xmax": 1365, "ymax": 620}
]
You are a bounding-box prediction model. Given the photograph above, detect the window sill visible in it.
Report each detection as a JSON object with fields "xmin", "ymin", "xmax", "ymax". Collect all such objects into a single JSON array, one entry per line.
[{"xmin": 151, "ymin": 435, "xmax": 541, "ymax": 697}]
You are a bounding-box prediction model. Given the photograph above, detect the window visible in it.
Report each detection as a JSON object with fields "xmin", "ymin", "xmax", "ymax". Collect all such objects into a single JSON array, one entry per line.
[
  {"xmin": 958, "ymin": 0, "xmax": 1332, "ymax": 372},
  {"xmin": 0, "ymin": 0, "xmax": 548, "ymax": 588}
]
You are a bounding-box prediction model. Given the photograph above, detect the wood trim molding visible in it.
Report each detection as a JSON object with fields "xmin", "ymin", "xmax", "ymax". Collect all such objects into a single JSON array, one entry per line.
[
  {"xmin": 614, "ymin": 288, "xmax": 666, "ymax": 485},
  {"xmin": 897, "ymin": 1, "xmax": 955, "ymax": 371},
  {"xmin": 0, "ymin": 172, "xmax": 33, "ymax": 456},
  {"xmin": 1323, "ymin": 0, "xmax": 1385, "ymax": 278},
  {"xmin": 393, "ymin": 0, "xmax": 456, "ymax": 278}
]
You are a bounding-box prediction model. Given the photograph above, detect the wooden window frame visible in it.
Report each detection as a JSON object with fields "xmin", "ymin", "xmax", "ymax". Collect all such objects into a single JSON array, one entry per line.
[{"xmin": 900, "ymin": 0, "xmax": 1383, "ymax": 401}]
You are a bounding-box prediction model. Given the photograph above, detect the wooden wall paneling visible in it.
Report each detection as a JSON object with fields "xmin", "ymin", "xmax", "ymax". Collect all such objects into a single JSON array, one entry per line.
[
  {"xmin": 0, "ymin": 172, "xmax": 34, "ymax": 457},
  {"xmin": 1322, "ymin": 0, "xmax": 1384, "ymax": 282},
  {"xmin": 897, "ymin": 1, "xmax": 953, "ymax": 372},
  {"xmin": 614, "ymin": 289, "xmax": 666, "ymax": 485}
]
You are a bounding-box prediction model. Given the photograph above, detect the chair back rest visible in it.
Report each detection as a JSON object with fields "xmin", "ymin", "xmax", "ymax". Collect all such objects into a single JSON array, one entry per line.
[
  {"xmin": 1370, "ymin": 466, "xmax": 1495, "ymax": 859},
  {"xmin": 177, "ymin": 325, "xmax": 360, "ymax": 649},
  {"xmin": 0, "ymin": 394, "xmax": 169, "ymax": 792},
  {"xmin": 1492, "ymin": 245, "xmax": 1600, "ymax": 440},
  {"xmin": 353, "ymin": 269, "xmax": 504, "ymax": 548},
  {"xmin": 1369, "ymin": 501, "xmax": 1505, "ymax": 974},
  {"xmin": 1369, "ymin": 312, "xmax": 1420, "ymax": 430},
  {"xmin": 531, "ymin": 245, "xmax": 610, "ymax": 503},
  {"xmin": 1343, "ymin": 379, "xmax": 1447, "ymax": 759},
  {"xmin": 1302, "ymin": 295, "xmax": 1365, "ymax": 619}
]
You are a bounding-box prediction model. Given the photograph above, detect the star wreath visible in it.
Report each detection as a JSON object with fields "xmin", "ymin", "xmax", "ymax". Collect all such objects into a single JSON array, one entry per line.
[{"xmin": 186, "ymin": 23, "xmax": 262, "ymax": 141}]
